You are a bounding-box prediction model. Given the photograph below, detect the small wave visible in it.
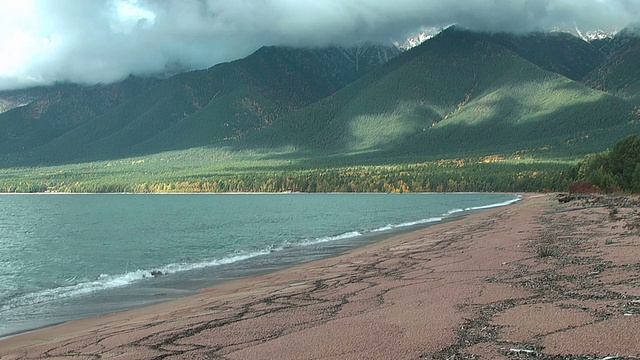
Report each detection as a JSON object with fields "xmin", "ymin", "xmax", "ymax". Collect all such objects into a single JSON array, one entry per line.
[
  {"xmin": 0, "ymin": 249, "xmax": 274, "ymax": 312},
  {"xmin": 394, "ymin": 217, "xmax": 444, "ymax": 228},
  {"xmin": 464, "ymin": 195, "xmax": 523, "ymax": 211},
  {"xmin": 446, "ymin": 208, "xmax": 464, "ymax": 215},
  {"xmin": 372, "ymin": 225, "xmax": 394, "ymax": 232},
  {"xmin": 370, "ymin": 195, "xmax": 521, "ymax": 234},
  {"xmin": 299, "ymin": 231, "xmax": 363, "ymax": 246},
  {"xmin": 371, "ymin": 216, "xmax": 443, "ymax": 233}
]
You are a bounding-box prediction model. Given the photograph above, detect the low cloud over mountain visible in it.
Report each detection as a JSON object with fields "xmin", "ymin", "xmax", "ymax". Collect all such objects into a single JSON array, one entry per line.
[{"xmin": 0, "ymin": 0, "xmax": 638, "ymax": 90}]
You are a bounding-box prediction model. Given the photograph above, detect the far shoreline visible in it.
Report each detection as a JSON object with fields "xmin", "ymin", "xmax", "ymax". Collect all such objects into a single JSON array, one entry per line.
[{"xmin": 0, "ymin": 190, "xmax": 524, "ymax": 195}]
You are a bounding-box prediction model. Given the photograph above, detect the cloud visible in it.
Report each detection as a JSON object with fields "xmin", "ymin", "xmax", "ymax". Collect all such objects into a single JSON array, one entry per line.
[{"xmin": 0, "ymin": 0, "xmax": 638, "ymax": 90}]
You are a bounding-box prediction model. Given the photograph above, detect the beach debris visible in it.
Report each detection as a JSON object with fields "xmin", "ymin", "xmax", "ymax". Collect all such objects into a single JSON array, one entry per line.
[
  {"xmin": 557, "ymin": 193, "xmax": 575, "ymax": 203},
  {"xmin": 151, "ymin": 270, "xmax": 164, "ymax": 277},
  {"xmin": 536, "ymin": 244, "xmax": 555, "ymax": 258},
  {"xmin": 509, "ymin": 348, "xmax": 537, "ymax": 356}
]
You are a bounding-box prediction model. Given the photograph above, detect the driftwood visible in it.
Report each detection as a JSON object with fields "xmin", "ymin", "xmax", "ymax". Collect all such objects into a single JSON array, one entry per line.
[
  {"xmin": 557, "ymin": 193, "xmax": 575, "ymax": 203},
  {"xmin": 509, "ymin": 348, "xmax": 537, "ymax": 356}
]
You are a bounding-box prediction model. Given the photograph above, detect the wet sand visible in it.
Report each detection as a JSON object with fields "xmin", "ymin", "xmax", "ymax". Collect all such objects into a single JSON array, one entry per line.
[{"xmin": 1, "ymin": 193, "xmax": 639, "ymax": 359}]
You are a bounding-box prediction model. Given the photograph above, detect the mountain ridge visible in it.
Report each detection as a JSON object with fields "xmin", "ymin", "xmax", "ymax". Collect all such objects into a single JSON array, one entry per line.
[
  {"xmin": 238, "ymin": 27, "xmax": 638, "ymax": 158},
  {"xmin": 1, "ymin": 28, "xmax": 639, "ymax": 168},
  {"xmin": 1, "ymin": 44, "xmax": 399, "ymax": 165}
]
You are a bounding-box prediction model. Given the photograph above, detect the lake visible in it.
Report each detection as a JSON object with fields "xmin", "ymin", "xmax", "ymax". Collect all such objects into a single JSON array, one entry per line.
[{"xmin": 0, "ymin": 193, "xmax": 520, "ymax": 337}]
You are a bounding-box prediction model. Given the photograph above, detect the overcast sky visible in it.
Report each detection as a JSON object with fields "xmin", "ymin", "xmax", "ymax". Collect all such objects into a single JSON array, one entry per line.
[{"xmin": 0, "ymin": 0, "xmax": 638, "ymax": 90}]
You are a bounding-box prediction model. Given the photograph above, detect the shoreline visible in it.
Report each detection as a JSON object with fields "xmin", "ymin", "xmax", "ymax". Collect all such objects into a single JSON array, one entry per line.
[
  {"xmin": 0, "ymin": 201, "xmax": 482, "ymax": 340},
  {"xmin": 0, "ymin": 193, "xmax": 521, "ymax": 341},
  {"xmin": 0, "ymin": 191, "xmax": 522, "ymax": 195},
  {"xmin": 2, "ymin": 193, "xmax": 639, "ymax": 358}
]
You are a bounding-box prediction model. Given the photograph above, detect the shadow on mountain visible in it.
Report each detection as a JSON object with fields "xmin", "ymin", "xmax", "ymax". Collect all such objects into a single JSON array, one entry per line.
[
  {"xmin": 225, "ymin": 88, "xmax": 638, "ymax": 170},
  {"xmin": 2, "ymin": 26, "xmax": 640, "ymax": 169}
]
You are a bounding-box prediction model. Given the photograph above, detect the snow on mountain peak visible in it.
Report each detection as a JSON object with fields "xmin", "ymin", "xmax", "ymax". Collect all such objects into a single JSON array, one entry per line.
[
  {"xmin": 573, "ymin": 27, "xmax": 615, "ymax": 42},
  {"xmin": 394, "ymin": 26, "xmax": 444, "ymax": 50}
]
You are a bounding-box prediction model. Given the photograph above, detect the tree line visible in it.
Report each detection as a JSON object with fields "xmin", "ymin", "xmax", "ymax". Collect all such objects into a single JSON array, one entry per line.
[
  {"xmin": 574, "ymin": 134, "xmax": 640, "ymax": 193},
  {"xmin": 0, "ymin": 157, "xmax": 573, "ymax": 193}
]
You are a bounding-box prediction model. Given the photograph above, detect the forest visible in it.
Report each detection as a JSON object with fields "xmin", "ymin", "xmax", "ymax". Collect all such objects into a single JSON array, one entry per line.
[
  {"xmin": 574, "ymin": 134, "xmax": 640, "ymax": 193},
  {"xmin": 3, "ymin": 133, "xmax": 640, "ymax": 194},
  {"xmin": 0, "ymin": 148, "xmax": 575, "ymax": 193}
]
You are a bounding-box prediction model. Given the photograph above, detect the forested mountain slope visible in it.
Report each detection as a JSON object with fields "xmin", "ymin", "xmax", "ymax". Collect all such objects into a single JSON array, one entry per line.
[
  {"xmin": 583, "ymin": 36, "xmax": 640, "ymax": 106},
  {"xmin": 242, "ymin": 28, "xmax": 638, "ymax": 158},
  {"xmin": 0, "ymin": 87, "xmax": 58, "ymax": 114},
  {"xmin": 490, "ymin": 31, "xmax": 606, "ymax": 81},
  {"xmin": 1, "ymin": 27, "xmax": 639, "ymax": 168},
  {"xmin": 2, "ymin": 44, "xmax": 398, "ymax": 165},
  {"xmin": 0, "ymin": 77, "xmax": 161, "ymax": 154}
]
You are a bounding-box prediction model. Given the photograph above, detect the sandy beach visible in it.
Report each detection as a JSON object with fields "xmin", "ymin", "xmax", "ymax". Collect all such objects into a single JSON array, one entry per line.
[{"xmin": 1, "ymin": 193, "xmax": 639, "ymax": 359}]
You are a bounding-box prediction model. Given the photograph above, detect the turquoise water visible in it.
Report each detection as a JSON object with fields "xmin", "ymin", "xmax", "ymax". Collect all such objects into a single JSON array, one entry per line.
[{"xmin": 0, "ymin": 193, "xmax": 520, "ymax": 336}]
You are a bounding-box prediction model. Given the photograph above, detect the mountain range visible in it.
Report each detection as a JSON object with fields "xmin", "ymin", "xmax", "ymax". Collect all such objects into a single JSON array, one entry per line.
[{"xmin": 1, "ymin": 27, "xmax": 639, "ymax": 167}]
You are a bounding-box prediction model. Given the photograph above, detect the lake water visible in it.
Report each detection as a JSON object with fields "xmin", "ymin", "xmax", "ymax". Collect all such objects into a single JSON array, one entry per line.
[{"xmin": 0, "ymin": 193, "xmax": 520, "ymax": 337}]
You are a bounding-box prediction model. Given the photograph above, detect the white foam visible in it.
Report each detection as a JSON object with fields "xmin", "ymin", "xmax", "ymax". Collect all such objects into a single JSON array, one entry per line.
[
  {"xmin": 465, "ymin": 195, "xmax": 523, "ymax": 211},
  {"xmin": 300, "ymin": 231, "xmax": 363, "ymax": 246},
  {"xmin": 372, "ymin": 225, "xmax": 394, "ymax": 232},
  {"xmin": 369, "ymin": 194, "xmax": 521, "ymax": 234},
  {"xmin": 371, "ymin": 216, "xmax": 443, "ymax": 233},
  {"xmin": 446, "ymin": 208, "xmax": 464, "ymax": 215},
  {"xmin": 395, "ymin": 217, "xmax": 444, "ymax": 228},
  {"xmin": 0, "ymin": 249, "xmax": 274, "ymax": 312}
]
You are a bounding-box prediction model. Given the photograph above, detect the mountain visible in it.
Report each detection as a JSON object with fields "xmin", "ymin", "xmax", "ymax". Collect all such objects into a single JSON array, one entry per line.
[
  {"xmin": 1, "ymin": 27, "xmax": 640, "ymax": 168},
  {"xmin": 395, "ymin": 28, "xmax": 609, "ymax": 81},
  {"xmin": 488, "ymin": 31, "xmax": 606, "ymax": 81},
  {"xmin": 0, "ymin": 77, "xmax": 162, "ymax": 155},
  {"xmin": 241, "ymin": 27, "xmax": 638, "ymax": 158},
  {"xmin": 589, "ymin": 27, "xmax": 640, "ymax": 57},
  {"xmin": 0, "ymin": 44, "xmax": 398, "ymax": 164},
  {"xmin": 583, "ymin": 35, "xmax": 640, "ymax": 105},
  {"xmin": 135, "ymin": 44, "xmax": 399, "ymax": 152},
  {"xmin": 0, "ymin": 87, "xmax": 54, "ymax": 114}
]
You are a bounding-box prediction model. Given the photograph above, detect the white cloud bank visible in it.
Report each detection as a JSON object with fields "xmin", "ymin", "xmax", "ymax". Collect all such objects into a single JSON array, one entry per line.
[{"xmin": 0, "ymin": 0, "xmax": 638, "ymax": 90}]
